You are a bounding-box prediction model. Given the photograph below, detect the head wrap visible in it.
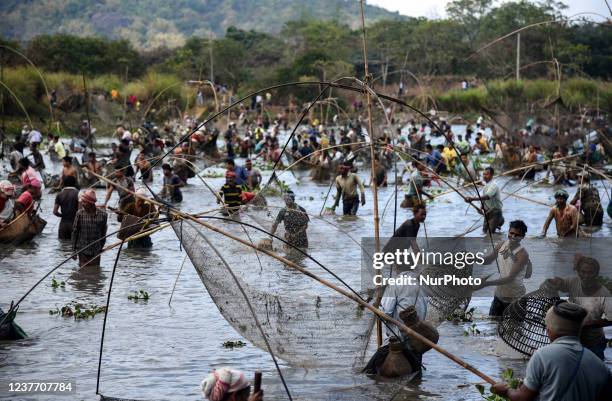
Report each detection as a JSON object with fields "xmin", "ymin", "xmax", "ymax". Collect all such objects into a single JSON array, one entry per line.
[
  {"xmin": 554, "ymin": 189, "xmax": 569, "ymax": 199},
  {"xmin": 226, "ymin": 170, "xmax": 236, "ymax": 178},
  {"xmin": 21, "ymin": 168, "xmax": 42, "ymax": 188},
  {"xmin": 0, "ymin": 180, "xmax": 15, "ymax": 196},
  {"xmin": 201, "ymin": 368, "xmax": 250, "ymax": 401},
  {"xmin": 545, "ymin": 300, "xmax": 587, "ymax": 336},
  {"xmin": 80, "ymin": 189, "xmax": 97, "ymax": 205}
]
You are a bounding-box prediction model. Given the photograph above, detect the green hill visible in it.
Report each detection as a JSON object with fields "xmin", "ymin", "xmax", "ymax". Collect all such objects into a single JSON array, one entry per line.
[{"xmin": 0, "ymin": 0, "xmax": 402, "ymax": 49}]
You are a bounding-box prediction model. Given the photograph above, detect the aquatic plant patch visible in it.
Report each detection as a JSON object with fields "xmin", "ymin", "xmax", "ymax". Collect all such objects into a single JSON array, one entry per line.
[
  {"xmin": 50, "ymin": 277, "xmax": 65, "ymax": 289},
  {"xmin": 222, "ymin": 340, "xmax": 246, "ymax": 348},
  {"xmin": 127, "ymin": 290, "xmax": 150, "ymax": 302},
  {"xmin": 49, "ymin": 302, "xmax": 107, "ymax": 320},
  {"xmin": 475, "ymin": 369, "xmax": 521, "ymax": 400},
  {"xmin": 447, "ymin": 307, "xmax": 476, "ymax": 323}
]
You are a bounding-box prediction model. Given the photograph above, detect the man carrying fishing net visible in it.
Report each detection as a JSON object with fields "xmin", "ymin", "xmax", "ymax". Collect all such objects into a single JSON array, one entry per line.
[
  {"xmin": 492, "ymin": 301, "xmax": 610, "ymax": 401},
  {"xmin": 269, "ymin": 190, "xmax": 309, "ymax": 249},
  {"xmin": 542, "ymin": 254, "xmax": 611, "ymax": 360}
]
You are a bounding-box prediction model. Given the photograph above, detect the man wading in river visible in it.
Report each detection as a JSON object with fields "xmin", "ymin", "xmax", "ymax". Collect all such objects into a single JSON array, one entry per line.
[
  {"xmin": 492, "ymin": 301, "xmax": 610, "ymax": 401},
  {"xmin": 465, "ymin": 167, "xmax": 504, "ymax": 234},
  {"xmin": 71, "ymin": 189, "xmax": 108, "ymax": 268},
  {"xmin": 269, "ymin": 190, "xmax": 309, "ymax": 249},
  {"xmin": 401, "ymin": 160, "xmax": 433, "ymax": 209},
  {"xmin": 570, "ymin": 174, "xmax": 604, "ymax": 226},
  {"xmin": 363, "ymin": 204, "xmax": 439, "ymax": 378},
  {"xmin": 383, "ymin": 204, "xmax": 427, "ymax": 256},
  {"xmin": 332, "ymin": 164, "xmax": 365, "ymax": 215},
  {"xmin": 478, "ymin": 220, "xmax": 530, "ymax": 317},
  {"xmin": 542, "ymin": 189, "xmax": 579, "ymax": 238},
  {"xmin": 53, "ymin": 175, "xmax": 79, "ymax": 240},
  {"xmin": 544, "ymin": 255, "xmax": 611, "ymax": 360}
]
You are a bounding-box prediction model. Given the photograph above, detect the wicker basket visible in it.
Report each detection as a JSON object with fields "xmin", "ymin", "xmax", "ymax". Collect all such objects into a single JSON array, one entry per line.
[{"xmin": 497, "ymin": 287, "xmax": 560, "ymax": 356}]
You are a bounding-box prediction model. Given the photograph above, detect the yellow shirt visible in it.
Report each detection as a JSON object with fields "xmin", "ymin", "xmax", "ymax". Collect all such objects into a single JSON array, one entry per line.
[
  {"xmin": 442, "ymin": 147, "xmax": 457, "ymax": 167},
  {"xmin": 54, "ymin": 141, "xmax": 66, "ymax": 158},
  {"xmin": 320, "ymin": 135, "xmax": 329, "ymax": 149}
]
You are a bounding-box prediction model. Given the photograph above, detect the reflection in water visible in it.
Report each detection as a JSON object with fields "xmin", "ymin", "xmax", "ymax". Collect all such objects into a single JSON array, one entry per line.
[{"xmin": 69, "ymin": 265, "xmax": 106, "ymax": 294}]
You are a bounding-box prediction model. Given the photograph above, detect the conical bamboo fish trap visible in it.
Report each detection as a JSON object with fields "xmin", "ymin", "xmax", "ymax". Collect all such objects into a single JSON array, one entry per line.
[{"xmin": 497, "ymin": 287, "xmax": 560, "ymax": 356}]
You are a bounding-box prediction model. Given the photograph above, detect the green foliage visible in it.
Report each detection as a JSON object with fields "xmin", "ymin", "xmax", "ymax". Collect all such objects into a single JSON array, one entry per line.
[
  {"xmin": 222, "ymin": 340, "xmax": 247, "ymax": 348},
  {"xmin": 0, "ymin": 0, "xmax": 400, "ymax": 48},
  {"xmin": 447, "ymin": 307, "xmax": 476, "ymax": 323},
  {"xmin": 25, "ymin": 35, "xmax": 144, "ymax": 77},
  {"xmin": 435, "ymin": 78, "xmax": 610, "ymax": 114},
  {"xmin": 49, "ymin": 302, "xmax": 107, "ymax": 320},
  {"xmin": 50, "ymin": 277, "xmax": 66, "ymax": 289},
  {"xmin": 463, "ymin": 323, "xmax": 481, "ymax": 336},
  {"xmin": 475, "ymin": 368, "xmax": 521, "ymax": 400},
  {"xmin": 127, "ymin": 289, "xmax": 150, "ymax": 301},
  {"xmin": 1, "ymin": 66, "xmax": 48, "ymax": 116},
  {"xmin": 437, "ymin": 88, "xmax": 487, "ymax": 111}
]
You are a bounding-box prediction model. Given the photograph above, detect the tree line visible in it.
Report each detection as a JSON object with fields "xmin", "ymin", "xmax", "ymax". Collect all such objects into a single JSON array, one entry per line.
[{"xmin": 1, "ymin": 0, "xmax": 609, "ymax": 90}]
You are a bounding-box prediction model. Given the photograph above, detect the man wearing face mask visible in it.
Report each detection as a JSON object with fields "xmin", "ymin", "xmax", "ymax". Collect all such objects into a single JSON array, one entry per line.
[
  {"xmin": 544, "ymin": 255, "xmax": 611, "ymax": 360},
  {"xmin": 478, "ymin": 220, "xmax": 531, "ymax": 317}
]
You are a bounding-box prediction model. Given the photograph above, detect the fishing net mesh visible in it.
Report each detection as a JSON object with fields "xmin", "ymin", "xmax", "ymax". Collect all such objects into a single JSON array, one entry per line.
[
  {"xmin": 173, "ymin": 219, "xmax": 376, "ymax": 368},
  {"xmin": 172, "ymin": 218, "xmax": 480, "ymax": 369}
]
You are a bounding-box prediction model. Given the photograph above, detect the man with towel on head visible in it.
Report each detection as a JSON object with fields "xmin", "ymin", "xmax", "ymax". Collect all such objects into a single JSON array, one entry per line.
[
  {"xmin": 201, "ymin": 367, "xmax": 262, "ymax": 401},
  {"xmin": 492, "ymin": 301, "xmax": 610, "ymax": 401},
  {"xmin": 72, "ymin": 189, "xmax": 108, "ymax": 268}
]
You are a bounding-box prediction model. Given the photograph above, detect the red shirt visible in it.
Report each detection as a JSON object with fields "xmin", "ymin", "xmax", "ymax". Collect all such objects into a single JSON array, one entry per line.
[{"xmin": 16, "ymin": 191, "xmax": 33, "ymax": 212}]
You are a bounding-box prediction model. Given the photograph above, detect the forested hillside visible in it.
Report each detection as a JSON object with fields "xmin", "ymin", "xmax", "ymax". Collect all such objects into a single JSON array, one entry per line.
[{"xmin": 0, "ymin": 0, "xmax": 401, "ymax": 49}]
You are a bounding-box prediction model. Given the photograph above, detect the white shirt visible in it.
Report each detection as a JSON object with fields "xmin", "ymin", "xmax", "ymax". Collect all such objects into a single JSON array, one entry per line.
[
  {"xmin": 28, "ymin": 130, "xmax": 42, "ymax": 143},
  {"xmin": 0, "ymin": 198, "xmax": 14, "ymax": 221},
  {"xmin": 380, "ymin": 272, "xmax": 428, "ymax": 343}
]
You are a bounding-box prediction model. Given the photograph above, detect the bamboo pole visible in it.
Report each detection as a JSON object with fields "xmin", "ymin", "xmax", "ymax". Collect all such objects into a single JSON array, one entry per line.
[
  {"xmin": 86, "ymin": 169, "xmax": 498, "ymax": 385},
  {"xmin": 360, "ymin": 0, "xmax": 382, "ymax": 347},
  {"xmin": 82, "ymin": 71, "xmax": 93, "ymax": 148}
]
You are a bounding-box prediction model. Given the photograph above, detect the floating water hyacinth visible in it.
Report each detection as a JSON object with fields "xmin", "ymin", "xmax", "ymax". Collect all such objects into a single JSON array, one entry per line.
[
  {"xmin": 222, "ymin": 340, "xmax": 246, "ymax": 349},
  {"xmin": 49, "ymin": 302, "xmax": 107, "ymax": 320},
  {"xmin": 50, "ymin": 277, "xmax": 65, "ymax": 289},
  {"xmin": 127, "ymin": 290, "xmax": 150, "ymax": 302}
]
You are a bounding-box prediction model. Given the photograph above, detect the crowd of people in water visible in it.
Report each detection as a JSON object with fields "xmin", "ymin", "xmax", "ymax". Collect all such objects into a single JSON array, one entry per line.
[{"xmin": 1, "ymin": 99, "xmax": 611, "ymax": 400}]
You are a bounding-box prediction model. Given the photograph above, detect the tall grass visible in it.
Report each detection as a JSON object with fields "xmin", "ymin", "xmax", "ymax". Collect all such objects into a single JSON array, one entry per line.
[
  {"xmin": 1, "ymin": 66, "xmax": 610, "ymax": 121},
  {"xmin": 434, "ymin": 78, "xmax": 609, "ymax": 113}
]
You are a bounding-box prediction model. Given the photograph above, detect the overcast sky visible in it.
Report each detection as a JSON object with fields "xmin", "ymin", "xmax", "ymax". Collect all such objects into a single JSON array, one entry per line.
[{"xmin": 368, "ymin": 0, "xmax": 611, "ymax": 20}]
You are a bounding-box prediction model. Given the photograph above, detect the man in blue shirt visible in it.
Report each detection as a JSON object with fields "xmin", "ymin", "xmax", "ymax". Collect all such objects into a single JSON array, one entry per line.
[
  {"xmin": 298, "ymin": 140, "xmax": 314, "ymax": 157},
  {"xmin": 225, "ymin": 158, "xmax": 249, "ymax": 187},
  {"xmin": 425, "ymin": 144, "xmax": 444, "ymax": 174}
]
